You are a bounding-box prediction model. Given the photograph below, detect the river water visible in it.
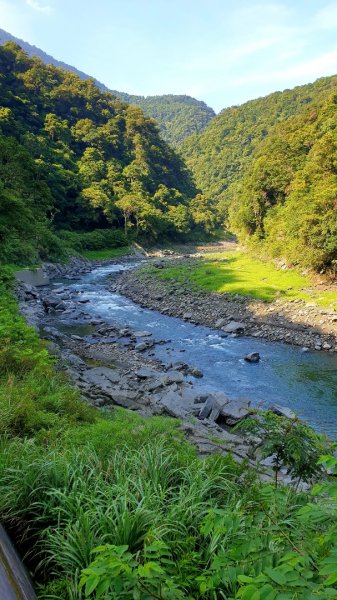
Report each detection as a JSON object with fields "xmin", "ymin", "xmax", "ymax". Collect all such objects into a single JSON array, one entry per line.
[{"xmin": 54, "ymin": 263, "xmax": 337, "ymax": 438}]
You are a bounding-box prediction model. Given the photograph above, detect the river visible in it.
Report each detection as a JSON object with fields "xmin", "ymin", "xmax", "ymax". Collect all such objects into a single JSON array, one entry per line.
[{"xmin": 52, "ymin": 262, "xmax": 337, "ymax": 438}]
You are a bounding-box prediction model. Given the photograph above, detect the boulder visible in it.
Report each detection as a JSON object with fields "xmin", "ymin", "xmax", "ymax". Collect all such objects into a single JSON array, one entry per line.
[
  {"xmin": 183, "ymin": 312, "xmax": 193, "ymax": 320},
  {"xmin": 165, "ymin": 370, "xmax": 184, "ymax": 384},
  {"xmin": 270, "ymin": 404, "xmax": 297, "ymax": 420},
  {"xmin": 136, "ymin": 367, "xmax": 159, "ymax": 379},
  {"xmin": 199, "ymin": 397, "xmax": 215, "ymax": 420},
  {"xmin": 244, "ymin": 352, "xmax": 260, "ymax": 363},
  {"xmin": 222, "ymin": 321, "xmax": 245, "ymax": 334},
  {"xmin": 160, "ymin": 390, "xmax": 187, "ymax": 418}
]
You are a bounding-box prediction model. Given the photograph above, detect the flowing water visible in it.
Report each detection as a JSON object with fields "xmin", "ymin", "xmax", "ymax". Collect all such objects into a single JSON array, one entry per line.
[{"xmin": 53, "ymin": 263, "xmax": 337, "ymax": 438}]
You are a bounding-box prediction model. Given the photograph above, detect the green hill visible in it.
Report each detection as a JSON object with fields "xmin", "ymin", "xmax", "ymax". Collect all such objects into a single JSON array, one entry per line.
[
  {"xmin": 0, "ymin": 42, "xmax": 200, "ymax": 264},
  {"xmin": 182, "ymin": 76, "xmax": 337, "ymax": 270},
  {"xmin": 0, "ymin": 29, "xmax": 215, "ymax": 147}
]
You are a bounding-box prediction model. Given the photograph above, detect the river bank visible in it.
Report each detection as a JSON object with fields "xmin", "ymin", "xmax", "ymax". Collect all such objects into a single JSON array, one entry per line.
[{"xmin": 110, "ymin": 255, "xmax": 337, "ymax": 353}]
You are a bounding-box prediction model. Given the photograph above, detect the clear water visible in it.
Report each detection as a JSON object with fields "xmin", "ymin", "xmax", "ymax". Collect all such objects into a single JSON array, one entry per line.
[{"xmin": 54, "ymin": 263, "xmax": 337, "ymax": 438}]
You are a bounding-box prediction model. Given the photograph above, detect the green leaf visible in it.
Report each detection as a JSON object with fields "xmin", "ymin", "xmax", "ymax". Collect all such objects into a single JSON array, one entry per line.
[{"xmin": 265, "ymin": 568, "xmax": 287, "ymax": 586}]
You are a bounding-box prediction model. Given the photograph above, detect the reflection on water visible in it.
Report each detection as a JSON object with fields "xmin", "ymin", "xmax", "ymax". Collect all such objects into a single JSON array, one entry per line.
[{"xmin": 53, "ymin": 263, "xmax": 337, "ymax": 438}]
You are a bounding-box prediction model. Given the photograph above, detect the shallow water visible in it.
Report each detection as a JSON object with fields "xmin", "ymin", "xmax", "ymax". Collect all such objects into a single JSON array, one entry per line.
[{"xmin": 54, "ymin": 263, "xmax": 337, "ymax": 438}]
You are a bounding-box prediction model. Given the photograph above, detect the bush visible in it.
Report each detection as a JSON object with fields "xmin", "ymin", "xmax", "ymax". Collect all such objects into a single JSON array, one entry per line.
[{"xmin": 57, "ymin": 228, "xmax": 128, "ymax": 253}]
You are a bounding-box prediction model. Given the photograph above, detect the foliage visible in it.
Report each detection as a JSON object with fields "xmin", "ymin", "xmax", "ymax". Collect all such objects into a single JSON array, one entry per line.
[
  {"xmin": 0, "ymin": 28, "xmax": 215, "ymax": 147},
  {"xmin": 0, "ymin": 43, "xmax": 207, "ymax": 265},
  {"xmin": 114, "ymin": 93, "xmax": 216, "ymax": 147},
  {"xmin": 181, "ymin": 75, "xmax": 337, "ymax": 271},
  {"xmin": 237, "ymin": 410, "xmax": 332, "ymax": 488}
]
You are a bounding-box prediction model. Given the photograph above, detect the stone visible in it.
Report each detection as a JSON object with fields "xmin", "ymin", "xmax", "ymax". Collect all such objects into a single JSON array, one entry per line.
[
  {"xmin": 165, "ymin": 370, "xmax": 184, "ymax": 384},
  {"xmin": 244, "ymin": 352, "xmax": 260, "ymax": 363},
  {"xmin": 136, "ymin": 367, "xmax": 158, "ymax": 379},
  {"xmin": 160, "ymin": 390, "xmax": 188, "ymax": 418},
  {"xmin": 183, "ymin": 311, "xmax": 193, "ymax": 320},
  {"xmin": 199, "ymin": 397, "xmax": 215, "ymax": 419},
  {"xmin": 222, "ymin": 321, "xmax": 245, "ymax": 334},
  {"xmin": 134, "ymin": 331, "xmax": 152, "ymax": 337},
  {"xmin": 134, "ymin": 342, "xmax": 148, "ymax": 352},
  {"xmin": 83, "ymin": 367, "xmax": 120, "ymax": 386},
  {"xmin": 215, "ymin": 318, "xmax": 226, "ymax": 328},
  {"xmin": 271, "ymin": 404, "xmax": 297, "ymax": 420},
  {"xmin": 188, "ymin": 367, "xmax": 203, "ymax": 378},
  {"xmin": 42, "ymin": 294, "xmax": 63, "ymax": 309},
  {"xmin": 217, "ymin": 399, "xmax": 251, "ymax": 424}
]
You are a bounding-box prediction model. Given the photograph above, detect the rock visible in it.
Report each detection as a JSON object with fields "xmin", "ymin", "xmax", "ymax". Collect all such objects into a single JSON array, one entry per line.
[
  {"xmin": 134, "ymin": 342, "xmax": 148, "ymax": 352},
  {"xmin": 271, "ymin": 404, "xmax": 297, "ymax": 420},
  {"xmin": 301, "ymin": 347, "xmax": 310, "ymax": 353},
  {"xmin": 134, "ymin": 331, "xmax": 152, "ymax": 337},
  {"xmin": 217, "ymin": 399, "xmax": 251, "ymax": 424},
  {"xmin": 199, "ymin": 397, "xmax": 215, "ymax": 419},
  {"xmin": 83, "ymin": 367, "xmax": 120, "ymax": 386},
  {"xmin": 42, "ymin": 294, "xmax": 63, "ymax": 309},
  {"xmin": 188, "ymin": 367, "xmax": 203, "ymax": 378},
  {"xmin": 183, "ymin": 311, "xmax": 193, "ymax": 320},
  {"xmin": 160, "ymin": 390, "xmax": 188, "ymax": 418},
  {"xmin": 244, "ymin": 352, "xmax": 260, "ymax": 363},
  {"xmin": 215, "ymin": 318, "xmax": 226, "ymax": 328},
  {"xmin": 136, "ymin": 367, "xmax": 159, "ymax": 379},
  {"xmin": 165, "ymin": 370, "xmax": 184, "ymax": 384},
  {"xmin": 222, "ymin": 321, "xmax": 245, "ymax": 334}
]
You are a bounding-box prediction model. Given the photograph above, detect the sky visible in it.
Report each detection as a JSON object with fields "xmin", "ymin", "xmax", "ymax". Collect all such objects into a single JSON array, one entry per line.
[{"xmin": 1, "ymin": 0, "xmax": 337, "ymax": 112}]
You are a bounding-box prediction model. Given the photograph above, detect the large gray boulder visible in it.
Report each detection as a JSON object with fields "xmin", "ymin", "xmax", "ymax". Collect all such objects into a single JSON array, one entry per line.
[{"xmin": 222, "ymin": 321, "xmax": 245, "ymax": 334}]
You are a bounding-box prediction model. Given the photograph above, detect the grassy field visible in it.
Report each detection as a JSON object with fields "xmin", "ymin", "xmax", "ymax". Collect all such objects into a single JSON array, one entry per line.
[
  {"xmin": 155, "ymin": 251, "xmax": 337, "ymax": 308},
  {"xmin": 80, "ymin": 246, "xmax": 131, "ymax": 260}
]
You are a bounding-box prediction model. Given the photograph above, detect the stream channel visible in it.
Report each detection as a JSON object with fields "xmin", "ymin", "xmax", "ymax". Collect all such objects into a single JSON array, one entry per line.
[{"xmin": 51, "ymin": 262, "xmax": 337, "ymax": 438}]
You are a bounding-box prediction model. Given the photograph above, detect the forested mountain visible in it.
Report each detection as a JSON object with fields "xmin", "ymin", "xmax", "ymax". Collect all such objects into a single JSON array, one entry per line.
[
  {"xmin": 0, "ymin": 42, "xmax": 214, "ymax": 264},
  {"xmin": 182, "ymin": 76, "xmax": 337, "ymax": 270},
  {"xmin": 0, "ymin": 29, "xmax": 215, "ymax": 146},
  {"xmin": 111, "ymin": 92, "xmax": 215, "ymax": 147}
]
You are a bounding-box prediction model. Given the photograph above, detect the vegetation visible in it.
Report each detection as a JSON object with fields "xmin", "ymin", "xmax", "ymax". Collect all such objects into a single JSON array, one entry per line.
[
  {"xmin": 0, "ymin": 268, "xmax": 337, "ymax": 599},
  {"xmin": 182, "ymin": 76, "xmax": 337, "ymax": 271},
  {"xmin": 0, "ymin": 42, "xmax": 218, "ymax": 266},
  {"xmin": 0, "ymin": 29, "xmax": 215, "ymax": 147},
  {"xmin": 150, "ymin": 250, "xmax": 337, "ymax": 307},
  {"xmin": 113, "ymin": 93, "xmax": 216, "ymax": 147}
]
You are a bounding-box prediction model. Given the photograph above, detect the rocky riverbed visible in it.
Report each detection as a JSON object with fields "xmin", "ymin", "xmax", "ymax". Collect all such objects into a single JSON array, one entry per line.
[
  {"xmin": 15, "ymin": 255, "xmax": 311, "ymax": 486},
  {"xmin": 110, "ymin": 257, "xmax": 337, "ymax": 353}
]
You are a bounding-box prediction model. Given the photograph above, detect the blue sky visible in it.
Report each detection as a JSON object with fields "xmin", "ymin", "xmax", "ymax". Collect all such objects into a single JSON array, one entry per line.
[{"xmin": 1, "ymin": 0, "xmax": 337, "ymax": 112}]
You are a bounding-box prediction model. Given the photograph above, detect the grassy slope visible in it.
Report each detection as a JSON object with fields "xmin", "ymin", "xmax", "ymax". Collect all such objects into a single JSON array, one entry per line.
[{"xmin": 155, "ymin": 251, "xmax": 337, "ymax": 308}]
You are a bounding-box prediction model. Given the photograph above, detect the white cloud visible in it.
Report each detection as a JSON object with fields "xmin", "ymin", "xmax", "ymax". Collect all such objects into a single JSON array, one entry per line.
[
  {"xmin": 25, "ymin": 0, "xmax": 52, "ymax": 13},
  {"xmin": 230, "ymin": 48, "xmax": 337, "ymax": 87}
]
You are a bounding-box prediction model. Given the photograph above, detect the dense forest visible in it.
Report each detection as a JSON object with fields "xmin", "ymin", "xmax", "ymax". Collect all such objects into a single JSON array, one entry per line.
[
  {"xmin": 0, "ymin": 29, "xmax": 215, "ymax": 147},
  {"xmin": 0, "ymin": 42, "xmax": 217, "ymax": 264},
  {"xmin": 182, "ymin": 76, "xmax": 337, "ymax": 271}
]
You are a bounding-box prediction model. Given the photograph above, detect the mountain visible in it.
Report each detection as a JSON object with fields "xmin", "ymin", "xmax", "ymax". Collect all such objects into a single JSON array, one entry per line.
[
  {"xmin": 0, "ymin": 29, "xmax": 215, "ymax": 146},
  {"xmin": 181, "ymin": 75, "xmax": 337, "ymax": 270},
  {"xmin": 181, "ymin": 76, "xmax": 337, "ymax": 207},
  {"xmin": 0, "ymin": 42, "xmax": 202, "ymax": 264}
]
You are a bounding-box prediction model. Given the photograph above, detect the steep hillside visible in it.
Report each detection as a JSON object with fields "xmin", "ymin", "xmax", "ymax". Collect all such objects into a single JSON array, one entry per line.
[
  {"xmin": 182, "ymin": 76, "xmax": 337, "ymax": 210},
  {"xmin": 0, "ymin": 29, "xmax": 215, "ymax": 146},
  {"xmin": 0, "ymin": 42, "xmax": 200, "ymax": 264},
  {"xmin": 228, "ymin": 88, "xmax": 337, "ymax": 270}
]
